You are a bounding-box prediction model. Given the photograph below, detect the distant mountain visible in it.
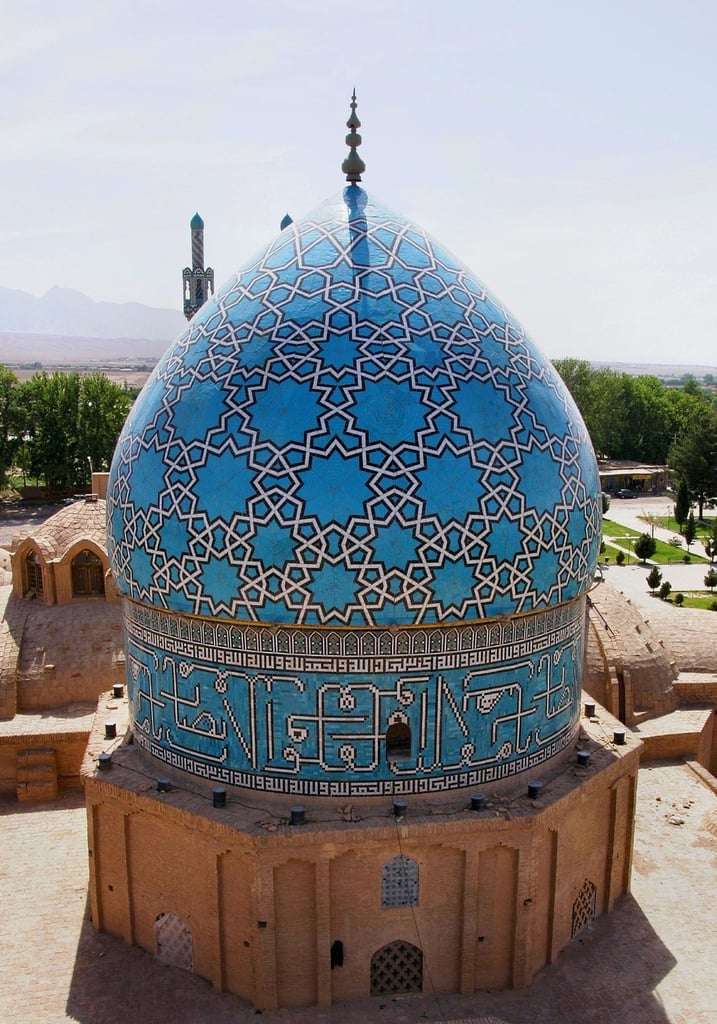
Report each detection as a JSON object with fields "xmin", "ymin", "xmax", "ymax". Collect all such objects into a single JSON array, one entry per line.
[{"xmin": 0, "ymin": 285, "xmax": 185, "ymax": 343}]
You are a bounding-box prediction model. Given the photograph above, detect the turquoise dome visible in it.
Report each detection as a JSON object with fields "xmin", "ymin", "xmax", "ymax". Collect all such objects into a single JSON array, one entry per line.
[{"xmin": 107, "ymin": 186, "xmax": 600, "ymax": 628}]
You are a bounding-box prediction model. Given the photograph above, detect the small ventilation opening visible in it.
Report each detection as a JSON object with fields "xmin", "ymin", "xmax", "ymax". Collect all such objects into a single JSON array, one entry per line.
[
  {"xmin": 331, "ymin": 940, "xmax": 344, "ymax": 968},
  {"xmin": 386, "ymin": 722, "xmax": 411, "ymax": 761}
]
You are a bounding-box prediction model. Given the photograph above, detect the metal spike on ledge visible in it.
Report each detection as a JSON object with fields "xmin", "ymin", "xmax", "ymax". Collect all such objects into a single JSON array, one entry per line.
[{"xmin": 342, "ymin": 88, "xmax": 366, "ymax": 183}]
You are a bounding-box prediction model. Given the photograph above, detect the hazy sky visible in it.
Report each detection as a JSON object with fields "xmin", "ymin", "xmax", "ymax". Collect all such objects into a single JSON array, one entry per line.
[{"xmin": 2, "ymin": 0, "xmax": 716, "ymax": 365}]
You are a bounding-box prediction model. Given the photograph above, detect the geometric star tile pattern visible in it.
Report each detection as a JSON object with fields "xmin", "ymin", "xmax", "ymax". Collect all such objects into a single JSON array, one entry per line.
[{"xmin": 107, "ymin": 185, "xmax": 600, "ymax": 627}]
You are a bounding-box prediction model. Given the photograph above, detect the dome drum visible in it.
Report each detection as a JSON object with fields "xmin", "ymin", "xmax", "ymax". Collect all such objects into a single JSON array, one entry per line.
[{"xmin": 126, "ymin": 596, "xmax": 585, "ymax": 796}]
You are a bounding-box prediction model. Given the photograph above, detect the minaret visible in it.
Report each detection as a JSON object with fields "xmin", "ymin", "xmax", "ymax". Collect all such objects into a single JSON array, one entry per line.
[{"xmin": 182, "ymin": 213, "xmax": 215, "ymax": 321}]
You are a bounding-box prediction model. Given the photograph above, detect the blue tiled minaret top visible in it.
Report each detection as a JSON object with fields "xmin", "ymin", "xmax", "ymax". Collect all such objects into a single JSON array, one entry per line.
[{"xmin": 107, "ymin": 185, "xmax": 600, "ymax": 627}]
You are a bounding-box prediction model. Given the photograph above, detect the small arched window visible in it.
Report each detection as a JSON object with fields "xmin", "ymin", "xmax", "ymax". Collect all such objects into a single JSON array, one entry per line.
[
  {"xmin": 386, "ymin": 722, "xmax": 411, "ymax": 762},
  {"xmin": 25, "ymin": 550, "xmax": 44, "ymax": 597},
  {"xmin": 71, "ymin": 549, "xmax": 104, "ymax": 597}
]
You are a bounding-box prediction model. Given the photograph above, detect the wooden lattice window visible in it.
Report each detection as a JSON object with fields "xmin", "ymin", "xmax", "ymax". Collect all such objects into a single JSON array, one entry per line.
[
  {"xmin": 370, "ymin": 940, "xmax": 422, "ymax": 996},
  {"xmin": 572, "ymin": 878, "xmax": 597, "ymax": 938},
  {"xmin": 381, "ymin": 855, "xmax": 419, "ymax": 908},
  {"xmin": 25, "ymin": 550, "xmax": 43, "ymax": 597},
  {"xmin": 155, "ymin": 912, "xmax": 193, "ymax": 971},
  {"xmin": 71, "ymin": 549, "xmax": 104, "ymax": 597}
]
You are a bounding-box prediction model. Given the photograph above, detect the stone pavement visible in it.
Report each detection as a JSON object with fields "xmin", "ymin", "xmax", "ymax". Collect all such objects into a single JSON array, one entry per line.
[{"xmin": 1, "ymin": 762, "xmax": 716, "ymax": 1024}]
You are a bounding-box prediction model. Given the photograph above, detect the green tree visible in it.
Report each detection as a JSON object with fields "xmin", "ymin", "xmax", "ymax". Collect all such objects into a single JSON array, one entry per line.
[
  {"xmin": 623, "ymin": 375, "xmax": 673, "ymax": 463},
  {"xmin": 668, "ymin": 410, "xmax": 717, "ymax": 520},
  {"xmin": 553, "ymin": 359, "xmax": 607, "ymax": 455},
  {"xmin": 684, "ymin": 511, "xmax": 697, "ymax": 550},
  {"xmin": 77, "ymin": 373, "xmax": 133, "ymax": 479},
  {"xmin": 19, "ymin": 372, "xmax": 81, "ymax": 493},
  {"xmin": 0, "ymin": 366, "xmax": 22, "ymax": 486},
  {"xmin": 554, "ymin": 360, "xmax": 716, "ymax": 465},
  {"xmin": 633, "ymin": 532, "xmax": 657, "ymax": 563},
  {"xmin": 704, "ymin": 567, "xmax": 717, "ymax": 592},
  {"xmin": 674, "ymin": 479, "xmax": 690, "ymax": 531},
  {"xmin": 18, "ymin": 370, "xmax": 132, "ymax": 494},
  {"xmin": 646, "ymin": 566, "xmax": 662, "ymax": 594},
  {"xmin": 658, "ymin": 580, "xmax": 672, "ymax": 601},
  {"xmin": 704, "ymin": 519, "xmax": 717, "ymax": 563}
]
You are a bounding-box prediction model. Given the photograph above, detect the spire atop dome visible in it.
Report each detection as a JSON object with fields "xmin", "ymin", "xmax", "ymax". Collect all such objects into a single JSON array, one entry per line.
[{"xmin": 341, "ymin": 88, "xmax": 366, "ymax": 183}]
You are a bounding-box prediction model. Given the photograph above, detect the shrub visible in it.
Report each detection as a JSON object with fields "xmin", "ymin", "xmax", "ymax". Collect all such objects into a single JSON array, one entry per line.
[
  {"xmin": 658, "ymin": 581, "xmax": 672, "ymax": 600},
  {"xmin": 634, "ymin": 533, "xmax": 657, "ymax": 563},
  {"xmin": 684, "ymin": 511, "xmax": 697, "ymax": 549},
  {"xmin": 615, "ymin": 550, "xmax": 625, "ymax": 565},
  {"xmin": 674, "ymin": 593, "xmax": 685, "ymax": 606},
  {"xmin": 711, "ymin": 601, "xmax": 717, "ymax": 612},
  {"xmin": 682, "ymin": 554, "xmax": 691, "ymax": 564},
  {"xmin": 646, "ymin": 566, "xmax": 662, "ymax": 593}
]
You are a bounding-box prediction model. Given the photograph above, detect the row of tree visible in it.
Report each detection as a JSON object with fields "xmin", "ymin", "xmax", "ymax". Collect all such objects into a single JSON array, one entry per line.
[
  {"xmin": 554, "ymin": 360, "xmax": 717, "ymax": 515},
  {"xmin": 1, "ymin": 358, "xmax": 715, "ymax": 502},
  {"xmin": 0, "ymin": 367, "xmax": 135, "ymax": 494},
  {"xmin": 553, "ymin": 359, "xmax": 715, "ymax": 463}
]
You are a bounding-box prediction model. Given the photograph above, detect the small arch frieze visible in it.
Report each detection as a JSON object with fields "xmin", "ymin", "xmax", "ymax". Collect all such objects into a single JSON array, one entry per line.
[{"xmin": 123, "ymin": 598, "xmax": 582, "ymax": 671}]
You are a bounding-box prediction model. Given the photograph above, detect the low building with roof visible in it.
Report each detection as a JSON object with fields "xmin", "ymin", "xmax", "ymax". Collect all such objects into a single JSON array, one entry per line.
[
  {"xmin": 0, "ymin": 479, "xmax": 124, "ymax": 799},
  {"xmin": 598, "ymin": 461, "xmax": 668, "ymax": 495}
]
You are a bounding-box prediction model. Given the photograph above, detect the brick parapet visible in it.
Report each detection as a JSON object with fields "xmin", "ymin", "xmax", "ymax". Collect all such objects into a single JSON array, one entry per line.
[
  {"xmin": 84, "ymin": 690, "xmax": 641, "ymax": 855},
  {"xmin": 673, "ymin": 679, "xmax": 717, "ymax": 705},
  {"xmin": 0, "ymin": 586, "xmax": 28, "ymax": 720}
]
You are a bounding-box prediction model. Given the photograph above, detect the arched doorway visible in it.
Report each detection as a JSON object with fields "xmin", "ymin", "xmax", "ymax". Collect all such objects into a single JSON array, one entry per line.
[
  {"xmin": 71, "ymin": 549, "xmax": 104, "ymax": 597},
  {"xmin": 370, "ymin": 940, "xmax": 422, "ymax": 996}
]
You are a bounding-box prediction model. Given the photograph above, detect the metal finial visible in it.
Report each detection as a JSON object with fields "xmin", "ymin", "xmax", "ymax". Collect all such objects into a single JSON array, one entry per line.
[{"xmin": 342, "ymin": 88, "xmax": 366, "ymax": 183}]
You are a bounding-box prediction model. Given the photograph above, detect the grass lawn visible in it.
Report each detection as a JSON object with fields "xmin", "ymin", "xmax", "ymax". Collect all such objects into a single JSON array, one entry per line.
[
  {"xmin": 661, "ymin": 592, "xmax": 717, "ymax": 611},
  {"xmin": 602, "ymin": 519, "xmax": 708, "ymax": 564},
  {"xmin": 602, "ymin": 519, "xmax": 636, "ymax": 540},
  {"xmin": 645, "ymin": 515, "xmax": 715, "ymax": 539}
]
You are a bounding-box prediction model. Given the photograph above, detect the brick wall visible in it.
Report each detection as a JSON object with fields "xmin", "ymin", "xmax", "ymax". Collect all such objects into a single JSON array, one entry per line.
[{"xmin": 84, "ymin": 731, "xmax": 641, "ymax": 1011}]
